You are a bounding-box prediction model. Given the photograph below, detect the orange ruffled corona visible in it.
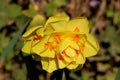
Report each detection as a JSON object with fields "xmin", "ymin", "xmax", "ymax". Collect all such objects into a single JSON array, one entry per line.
[{"xmin": 22, "ymin": 16, "xmax": 99, "ymax": 73}]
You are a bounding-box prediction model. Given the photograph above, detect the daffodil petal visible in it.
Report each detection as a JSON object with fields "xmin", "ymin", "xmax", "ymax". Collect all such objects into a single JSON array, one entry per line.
[
  {"xmin": 31, "ymin": 36, "xmax": 49, "ymax": 54},
  {"xmin": 28, "ymin": 14, "xmax": 45, "ymax": 27},
  {"xmin": 86, "ymin": 34, "xmax": 99, "ymax": 50},
  {"xmin": 41, "ymin": 57, "xmax": 49, "ymax": 71},
  {"xmin": 57, "ymin": 39, "xmax": 79, "ymax": 53},
  {"xmin": 78, "ymin": 35, "xmax": 86, "ymax": 45},
  {"xmin": 47, "ymin": 59, "xmax": 58, "ymax": 73},
  {"xmin": 61, "ymin": 32, "xmax": 75, "ymax": 39},
  {"xmin": 66, "ymin": 63, "xmax": 79, "ymax": 70},
  {"xmin": 65, "ymin": 47, "xmax": 77, "ymax": 58},
  {"xmin": 32, "ymin": 40, "xmax": 41, "ymax": 47},
  {"xmin": 36, "ymin": 27, "xmax": 45, "ymax": 36},
  {"xmin": 66, "ymin": 17, "xmax": 89, "ymax": 33},
  {"xmin": 39, "ymin": 48, "xmax": 55, "ymax": 58},
  {"xmin": 75, "ymin": 54, "xmax": 85, "ymax": 64},
  {"xmin": 22, "ymin": 41, "xmax": 32, "ymax": 54},
  {"xmin": 50, "ymin": 21, "xmax": 67, "ymax": 32},
  {"xmin": 41, "ymin": 58, "xmax": 58, "ymax": 73},
  {"xmin": 44, "ymin": 25, "xmax": 54, "ymax": 35},
  {"xmin": 61, "ymin": 53, "xmax": 73, "ymax": 63},
  {"xmin": 71, "ymin": 64, "xmax": 83, "ymax": 71},
  {"xmin": 22, "ymin": 26, "xmax": 42, "ymax": 40},
  {"xmin": 57, "ymin": 58, "xmax": 68, "ymax": 69},
  {"xmin": 83, "ymin": 34, "xmax": 99, "ymax": 57},
  {"xmin": 44, "ymin": 16, "xmax": 69, "ymax": 27},
  {"xmin": 48, "ymin": 36, "xmax": 55, "ymax": 42}
]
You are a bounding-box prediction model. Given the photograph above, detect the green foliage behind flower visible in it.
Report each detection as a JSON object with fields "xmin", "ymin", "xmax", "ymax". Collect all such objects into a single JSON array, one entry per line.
[{"xmin": 0, "ymin": 0, "xmax": 22, "ymax": 28}]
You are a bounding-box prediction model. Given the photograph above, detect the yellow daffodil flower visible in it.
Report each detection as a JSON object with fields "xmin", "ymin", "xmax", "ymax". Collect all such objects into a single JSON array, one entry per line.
[{"xmin": 22, "ymin": 16, "xmax": 99, "ymax": 73}]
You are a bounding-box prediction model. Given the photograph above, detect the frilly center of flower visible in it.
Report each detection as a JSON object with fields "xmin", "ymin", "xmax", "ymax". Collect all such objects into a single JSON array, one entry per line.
[{"xmin": 58, "ymin": 45, "xmax": 85, "ymax": 61}]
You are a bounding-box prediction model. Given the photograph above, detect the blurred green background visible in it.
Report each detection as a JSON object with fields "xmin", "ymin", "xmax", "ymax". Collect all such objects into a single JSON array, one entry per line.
[{"xmin": 0, "ymin": 0, "xmax": 120, "ymax": 80}]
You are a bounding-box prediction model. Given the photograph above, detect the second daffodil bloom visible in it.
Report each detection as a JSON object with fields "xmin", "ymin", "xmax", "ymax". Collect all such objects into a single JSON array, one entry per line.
[{"xmin": 22, "ymin": 16, "xmax": 99, "ymax": 73}]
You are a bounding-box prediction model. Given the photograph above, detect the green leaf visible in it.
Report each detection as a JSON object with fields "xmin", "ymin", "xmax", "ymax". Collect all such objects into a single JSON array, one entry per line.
[
  {"xmin": 8, "ymin": 4, "xmax": 22, "ymax": 18},
  {"xmin": 13, "ymin": 68, "xmax": 27, "ymax": 80},
  {"xmin": 45, "ymin": 2, "xmax": 57, "ymax": 16},
  {"xmin": 108, "ymin": 44, "xmax": 120, "ymax": 55},
  {"xmin": 0, "ymin": 0, "xmax": 8, "ymax": 13},
  {"xmin": 82, "ymin": 71, "xmax": 90, "ymax": 80},
  {"xmin": 102, "ymin": 26, "xmax": 116, "ymax": 41},
  {"xmin": 106, "ymin": 6, "xmax": 114, "ymax": 18},
  {"xmin": 0, "ymin": 14, "xmax": 9, "ymax": 28},
  {"xmin": 0, "ymin": 19, "xmax": 31, "ymax": 61},
  {"xmin": 117, "ymin": 13, "xmax": 120, "ymax": 25},
  {"xmin": 0, "ymin": 33, "xmax": 9, "ymax": 54},
  {"xmin": 102, "ymin": 26, "xmax": 120, "ymax": 55},
  {"xmin": 115, "ymin": 12, "xmax": 120, "ymax": 25},
  {"xmin": 115, "ymin": 68, "xmax": 120, "ymax": 80},
  {"xmin": 22, "ymin": 4, "xmax": 38, "ymax": 18},
  {"xmin": 69, "ymin": 72, "xmax": 80, "ymax": 80},
  {"xmin": 0, "ymin": 0, "xmax": 9, "ymax": 28},
  {"xmin": 16, "ymin": 15, "xmax": 30, "ymax": 27}
]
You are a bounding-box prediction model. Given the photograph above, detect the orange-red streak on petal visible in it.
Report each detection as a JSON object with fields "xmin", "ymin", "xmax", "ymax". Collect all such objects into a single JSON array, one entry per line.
[
  {"xmin": 73, "ymin": 27, "xmax": 80, "ymax": 42},
  {"xmin": 73, "ymin": 35, "xmax": 80, "ymax": 42},
  {"xmin": 34, "ymin": 35, "xmax": 42, "ymax": 40},
  {"xmin": 49, "ymin": 43, "xmax": 57, "ymax": 50},
  {"xmin": 44, "ymin": 42, "xmax": 57, "ymax": 50},
  {"xmin": 44, "ymin": 43, "xmax": 49, "ymax": 47},
  {"xmin": 80, "ymin": 45, "xmax": 85, "ymax": 51},
  {"xmin": 58, "ymin": 54, "xmax": 64, "ymax": 60},
  {"xmin": 74, "ymin": 27, "xmax": 80, "ymax": 32},
  {"xmin": 58, "ymin": 50, "xmax": 71, "ymax": 60},
  {"xmin": 54, "ymin": 34, "xmax": 61, "ymax": 43},
  {"xmin": 62, "ymin": 51, "xmax": 71, "ymax": 58},
  {"xmin": 76, "ymin": 50, "xmax": 80, "ymax": 55}
]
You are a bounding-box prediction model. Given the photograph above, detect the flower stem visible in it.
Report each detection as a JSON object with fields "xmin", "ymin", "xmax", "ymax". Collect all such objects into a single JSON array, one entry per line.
[
  {"xmin": 23, "ymin": 55, "xmax": 39, "ymax": 80},
  {"xmin": 50, "ymin": 69, "xmax": 63, "ymax": 80}
]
